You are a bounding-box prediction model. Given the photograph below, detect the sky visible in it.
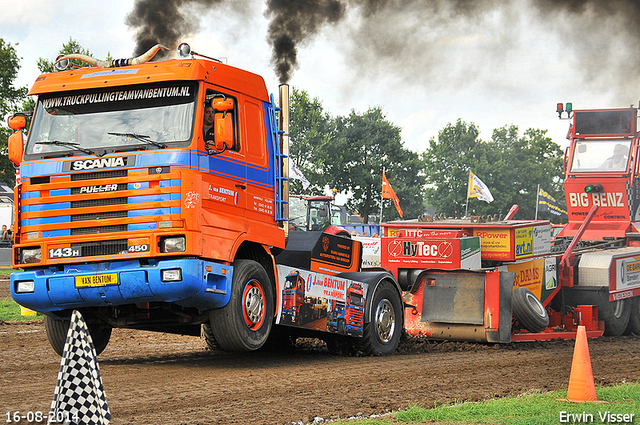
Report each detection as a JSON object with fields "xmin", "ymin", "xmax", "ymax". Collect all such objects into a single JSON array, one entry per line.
[{"xmin": 2, "ymin": 0, "xmax": 640, "ymax": 154}]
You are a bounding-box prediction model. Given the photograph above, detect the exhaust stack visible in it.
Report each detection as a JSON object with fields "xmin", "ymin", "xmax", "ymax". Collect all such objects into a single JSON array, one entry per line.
[{"xmin": 279, "ymin": 84, "xmax": 290, "ymax": 240}]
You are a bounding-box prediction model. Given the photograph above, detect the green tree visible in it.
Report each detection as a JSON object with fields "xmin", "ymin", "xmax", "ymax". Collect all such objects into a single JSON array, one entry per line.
[
  {"xmin": 0, "ymin": 39, "xmax": 28, "ymax": 186},
  {"xmin": 423, "ymin": 120, "xmax": 565, "ymax": 220},
  {"xmin": 423, "ymin": 119, "xmax": 491, "ymax": 218},
  {"xmin": 288, "ymin": 87, "xmax": 335, "ymax": 194},
  {"xmin": 323, "ymin": 107, "xmax": 425, "ymax": 222},
  {"xmin": 37, "ymin": 38, "xmax": 96, "ymax": 73},
  {"xmin": 490, "ymin": 126, "xmax": 564, "ymax": 220}
]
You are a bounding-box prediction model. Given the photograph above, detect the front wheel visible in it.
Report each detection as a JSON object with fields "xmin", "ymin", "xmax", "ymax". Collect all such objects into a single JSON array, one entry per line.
[
  {"xmin": 354, "ymin": 281, "xmax": 402, "ymax": 356},
  {"xmin": 44, "ymin": 315, "xmax": 112, "ymax": 357},
  {"xmin": 209, "ymin": 260, "xmax": 274, "ymax": 352}
]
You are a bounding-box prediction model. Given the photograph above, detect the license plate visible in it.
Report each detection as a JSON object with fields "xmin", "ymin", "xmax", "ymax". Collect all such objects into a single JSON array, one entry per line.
[{"xmin": 75, "ymin": 273, "xmax": 118, "ymax": 288}]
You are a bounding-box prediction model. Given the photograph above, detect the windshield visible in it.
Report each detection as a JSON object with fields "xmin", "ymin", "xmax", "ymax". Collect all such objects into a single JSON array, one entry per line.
[
  {"xmin": 570, "ymin": 139, "xmax": 631, "ymax": 173},
  {"xmin": 289, "ymin": 197, "xmax": 307, "ymax": 230},
  {"xmin": 26, "ymin": 82, "xmax": 197, "ymax": 158}
]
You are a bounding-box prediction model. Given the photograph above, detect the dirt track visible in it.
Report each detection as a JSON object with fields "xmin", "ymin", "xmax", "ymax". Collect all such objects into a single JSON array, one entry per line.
[{"xmin": 2, "ymin": 281, "xmax": 640, "ymax": 424}]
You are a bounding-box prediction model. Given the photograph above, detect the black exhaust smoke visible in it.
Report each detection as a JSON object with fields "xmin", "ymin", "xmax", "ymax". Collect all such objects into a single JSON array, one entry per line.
[
  {"xmin": 265, "ymin": 0, "xmax": 345, "ymax": 84},
  {"xmin": 125, "ymin": 0, "xmax": 640, "ymax": 94}
]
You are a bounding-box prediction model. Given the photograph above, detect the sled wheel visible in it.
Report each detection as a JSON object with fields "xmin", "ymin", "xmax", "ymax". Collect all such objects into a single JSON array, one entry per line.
[
  {"xmin": 201, "ymin": 323, "xmax": 220, "ymax": 351},
  {"xmin": 627, "ymin": 297, "xmax": 640, "ymax": 335},
  {"xmin": 355, "ymin": 281, "xmax": 402, "ymax": 356},
  {"xmin": 44, "ymin": 315, "xmax": 112, "ymax": 357},
  {"xmin": 512, "ymin": 287, "xmax": 549, "ymax": 333},
  {"xmin": 603, "ymin": 298, "xmax": 631, "ymax": 336},
  {"xmin": 209, "ymin": 260, "xmax": 274, "ymax": 352}
]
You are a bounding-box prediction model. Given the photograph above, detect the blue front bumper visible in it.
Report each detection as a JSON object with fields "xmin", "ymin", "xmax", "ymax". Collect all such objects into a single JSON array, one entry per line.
[{"xmin": 11, "ymin": 258, "xmax": 233, "ymax": 313}]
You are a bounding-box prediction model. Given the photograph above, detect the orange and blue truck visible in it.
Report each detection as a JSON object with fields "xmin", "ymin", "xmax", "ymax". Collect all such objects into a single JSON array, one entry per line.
[{"xmin": 7, "ymin": 43, "xmax": 404, "ymax": 356}]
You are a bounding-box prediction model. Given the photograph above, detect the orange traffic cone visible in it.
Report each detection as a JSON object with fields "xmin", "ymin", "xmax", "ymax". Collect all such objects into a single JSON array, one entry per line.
[{"xmin": 560, "ymin": 325, "xmax": 605, "ymax": 403}]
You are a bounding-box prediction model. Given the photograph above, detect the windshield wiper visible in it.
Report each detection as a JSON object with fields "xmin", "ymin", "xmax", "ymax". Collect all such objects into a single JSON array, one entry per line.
[
  {"xmin": 108, "ymin": 132, "xmax": 167, "ymax": 149},
  {"xmin": 38, "ymin": 141, "xmax": 105, "ymax": 157}
]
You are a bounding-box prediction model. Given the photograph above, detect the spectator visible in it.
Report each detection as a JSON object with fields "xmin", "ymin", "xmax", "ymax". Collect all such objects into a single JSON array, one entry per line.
[{"xmin": 0, "ymin": 224, "xmax": 11, "ymax": 246}]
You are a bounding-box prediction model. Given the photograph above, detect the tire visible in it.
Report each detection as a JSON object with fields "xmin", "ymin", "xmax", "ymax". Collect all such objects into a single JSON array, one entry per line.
[
  {"xmin": 44, "ymin": 315, "xmax": 112, "ymax": 357},
  {"xmin": 354, "ymin": 281, "xmax": 402, "ymax": 356},
  {"xmin": 512, "ymin": 287, "xmax": 549, "ymax": 333},
  {"xmin": 209, "ymin": 260, "xmax": 274, "ymax": 352},
  {"xmin": 603, "ymin": 298, "xmax": 631, "ymax": 337},
  {"xmin": 627, "ymin": 297, "xmax": 640, "ymax": 335},
  {"xmin": 201, "ymin": 323, "xmax": 220, "ymax": 351}
]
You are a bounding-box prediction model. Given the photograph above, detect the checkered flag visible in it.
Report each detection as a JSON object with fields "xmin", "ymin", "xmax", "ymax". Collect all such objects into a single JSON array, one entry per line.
[{"xmin": 48, "ymin": 310, "xmax": 110, "ymax": 425}]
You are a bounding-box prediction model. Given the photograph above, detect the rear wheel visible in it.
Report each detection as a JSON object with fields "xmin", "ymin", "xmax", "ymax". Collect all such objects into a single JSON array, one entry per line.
[
  {"xmin": 512, "ymin": 287, "xmax": 549, "ymax": 333},
  {"xmin": 354, "ymin": 281, "xmax": 402, "ymax": 356},
  {"xmin": 44, "ymin": 315, "xmax": 112, "ymax": 357},
  {"xmin": 209, "ymin": 260, "xmax": 274, "ymax": 352},
  {"xmin": 603, "ymin": 298, "xmax": 631, "ymax": 336},
  {"xmin": 627, "ymin": 297, "xmax": 640, "ymax": 335}
]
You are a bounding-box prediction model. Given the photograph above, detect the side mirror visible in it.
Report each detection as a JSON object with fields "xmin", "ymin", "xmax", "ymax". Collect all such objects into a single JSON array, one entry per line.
[
  {"xmin": 211, "ymin": 98, "xmax": 234, "ymax": 112},
  {"xmin": 213, "ymin": 112, "xmax": 234, "ymax": 150},
  {"xmin": 8, "ymin": 115, "xmax": 26, "ymax": 130},
  {"xmin": 206, "ymin": 97, "xmax": 235, "ymax": 154},
  {"xmin": 8, "ymin": 131, "xmax": 24, "ymax": 166}
]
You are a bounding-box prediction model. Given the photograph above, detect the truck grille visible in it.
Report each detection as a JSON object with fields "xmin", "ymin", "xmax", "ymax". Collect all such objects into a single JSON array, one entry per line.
[
  {"xmin": 20, "ymin": 166, "xmax": 181, "ymax": 261},
  {"xmin": 71, "ymin": 239, "xmax": 129, "ymax": 256},
  {"xmin": 71, "ymin": 197, "xmax": 128, "ymax": 209},
  {"xmin": 71, "ymin": 225, "xmax": 129, "ymax": 236},
  {"xmin": 71, "ymin": 170, "xmax": 128, "ymax": 181}
]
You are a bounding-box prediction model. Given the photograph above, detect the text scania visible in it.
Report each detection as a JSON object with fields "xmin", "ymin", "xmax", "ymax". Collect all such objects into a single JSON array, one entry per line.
[
  {"xmin": 569, "ymin": 192, "xmax": 625, "ymax": 208},
  {"xmin": 72, "ymin": 157, "xmax": 127, "ymax": 170}
]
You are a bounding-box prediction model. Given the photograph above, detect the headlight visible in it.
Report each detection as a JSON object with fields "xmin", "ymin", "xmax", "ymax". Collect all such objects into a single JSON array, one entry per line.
[
  {"xmin": 161, "ymin": 236, "xmax": 186, "ymax": 253},
  {"xmin": 21, "ymin": 247, "xmax": 41, "ymax": 264},
  {"xmin": 161, "ymin": 269, "xmax": 182, "ymax": 282},
  {"xmin": 15, "ymin": 280, "xmax": 35, "ymax": 293}
]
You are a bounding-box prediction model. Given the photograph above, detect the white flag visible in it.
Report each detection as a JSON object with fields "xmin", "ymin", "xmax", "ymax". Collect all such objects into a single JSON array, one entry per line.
[
  {"xmin": 289, "ymin": 159, "xmax": 310, "ymax": 190},
  {"xmin": 468, "ymin": 171, "xmax": 494, "ymax": 203}
]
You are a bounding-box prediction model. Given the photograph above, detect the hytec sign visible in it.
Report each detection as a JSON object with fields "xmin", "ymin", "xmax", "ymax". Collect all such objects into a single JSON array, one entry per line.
[{"xmin": 382, "ymin": 236, "xmax": 481, "ymax": 270}]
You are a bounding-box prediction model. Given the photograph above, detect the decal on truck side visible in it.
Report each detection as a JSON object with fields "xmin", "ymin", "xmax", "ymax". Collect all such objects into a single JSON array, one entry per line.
[{"xmin": 275, "ymin": 265, "xmax": 366, "ymax": 336}]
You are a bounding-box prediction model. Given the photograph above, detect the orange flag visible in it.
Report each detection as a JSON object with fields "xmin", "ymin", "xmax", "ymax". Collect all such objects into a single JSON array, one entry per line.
[{"xmin": 382, "ymin": 171, "xmax": 403, "ymax": 218}]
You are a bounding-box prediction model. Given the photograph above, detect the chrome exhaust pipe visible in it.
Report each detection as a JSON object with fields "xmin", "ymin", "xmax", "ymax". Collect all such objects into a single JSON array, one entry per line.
[{"xmin": 279, "ymin": 84, "xmax": 290, "ymax": 241}]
